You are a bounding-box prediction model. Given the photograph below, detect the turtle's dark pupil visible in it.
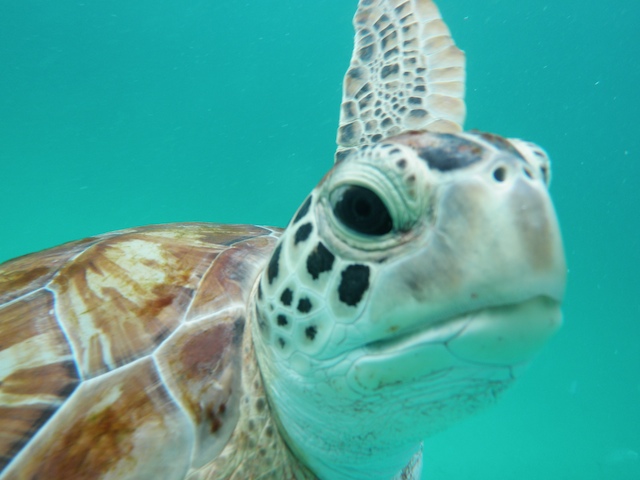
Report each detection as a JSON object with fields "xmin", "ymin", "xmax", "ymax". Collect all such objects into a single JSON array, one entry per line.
[
  {"xmin": 333, "ymin": 185, "xmax": 393, "ymax": 236},
  {"xmin": 354, "ymin": 198, "xmax": 371, "ymax": 217}
]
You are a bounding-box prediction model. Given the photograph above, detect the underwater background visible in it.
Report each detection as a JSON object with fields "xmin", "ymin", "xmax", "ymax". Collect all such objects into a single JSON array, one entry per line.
[{"xmin": 0, "ymin": 0, "xmax": 638, "ymax": 478}]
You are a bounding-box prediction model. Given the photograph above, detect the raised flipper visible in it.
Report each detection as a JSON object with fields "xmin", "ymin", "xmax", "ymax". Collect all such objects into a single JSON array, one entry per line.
[{"xmin": 336, "ymin": 0, "xmax": 466, "ymax": 161}]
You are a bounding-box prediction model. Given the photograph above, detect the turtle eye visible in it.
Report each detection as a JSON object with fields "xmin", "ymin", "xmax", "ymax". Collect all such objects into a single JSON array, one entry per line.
[{"xmin": 331, "ymin": 185, "xmax": 393, "ymax": 236}]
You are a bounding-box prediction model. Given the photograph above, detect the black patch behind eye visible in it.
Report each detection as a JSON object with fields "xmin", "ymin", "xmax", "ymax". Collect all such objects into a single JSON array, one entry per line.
[
  {"xmin": 293, "ymin": 196, "xmax": 312, "ymax": 224},
  {"xmin": 277, "ymin": 314, "xmax": 288, "ymax": 327},
  {"xmin": 338, "ymin": 264, "xmax": 370, "ymax": 307},
  {"xmin": 306, "ymin": 242, "xmax": 335, "ymax": 280},
  {"xmin": 267, "ymin": 244, "xmax": 282, "ymax": 285},
  {"xmin": 294, "ymin": 223, "xmax": 313, "ymax": 245},
  {"xmin": 297, "ymin": 297, "xmax": 312, "ymax": 313}
]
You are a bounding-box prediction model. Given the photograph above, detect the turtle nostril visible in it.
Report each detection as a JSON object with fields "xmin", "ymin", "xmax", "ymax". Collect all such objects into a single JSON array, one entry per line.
[{"xmin": 493, "ymin": 167, "xmax": 507, "ymax": 182}]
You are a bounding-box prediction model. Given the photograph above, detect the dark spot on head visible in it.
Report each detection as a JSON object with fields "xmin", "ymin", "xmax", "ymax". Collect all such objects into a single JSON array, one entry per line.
[
  {"xmin": 277, "ymin": 337, "xmax": 286, "ymax": 349},
  {"xmin": 305, "ymin": 326, "xmax": 317, "ymax": 341},
  {"xmin": 267, "ymin": 244, "xmax": 282, "ymax": 285},
  {"xmin": 280, "ymin": 288, "xmax": 293, "ymax": 306},
  {"xmin": 338, "ymin": 264, "xmax": 370, "ymax": 307},
  {"xmin": 293, "ymin": 196, "xmax": 312, "ymax": 224},
  {"xmin": 297, "ymin": 297, "xmax": 312, "ymax": 313},
  {"xmin": 294, "ymin": 223, "xmax": 313, "ymax": 245},
  {"xmin": 417, "ymin": 134, "xmax": 485, "ymax": 172},
  {"xmin": 396, "ymin": 159, "xmax": 407, "ymax": 169},
  {"xmin": 306, "ymin": 242, "xmax": 335, "ymax": 280},
  {"xmin": 277, "ymin": 314, "xmax": 288, "ymax": 327},
  {"xmin": 255, "ymin": 398, "xmax": 266, "ymax": 412}
]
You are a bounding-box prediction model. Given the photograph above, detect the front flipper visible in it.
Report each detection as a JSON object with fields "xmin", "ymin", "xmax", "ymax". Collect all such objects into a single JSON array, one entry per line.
[{"xmin": 336, "ymin": 0, "xmax": 466, "ymax": 161}]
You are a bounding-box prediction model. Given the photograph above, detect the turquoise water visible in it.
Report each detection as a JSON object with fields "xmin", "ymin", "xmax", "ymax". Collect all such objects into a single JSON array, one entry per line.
[{"xmin": 1, "ymin": 1, "xmax": 638, "ymax": 478}]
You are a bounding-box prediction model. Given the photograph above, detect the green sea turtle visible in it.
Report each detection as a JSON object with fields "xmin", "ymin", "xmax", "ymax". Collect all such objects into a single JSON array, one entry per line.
[{"xmin": 0, "ymin": 0, "xmax": 566, "ymax": 479}]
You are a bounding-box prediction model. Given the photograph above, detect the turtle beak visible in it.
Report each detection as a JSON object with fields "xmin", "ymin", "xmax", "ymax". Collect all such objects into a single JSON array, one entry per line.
[{"xmin": 362, "ymin": 147, "xmax": 566, "ymax": 365}]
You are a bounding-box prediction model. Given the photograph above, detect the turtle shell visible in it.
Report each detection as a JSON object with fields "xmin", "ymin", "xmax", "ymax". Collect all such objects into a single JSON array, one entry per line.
[{"xmin": 0, "ymin": 223, "xmax": 280, "ymax": 478}]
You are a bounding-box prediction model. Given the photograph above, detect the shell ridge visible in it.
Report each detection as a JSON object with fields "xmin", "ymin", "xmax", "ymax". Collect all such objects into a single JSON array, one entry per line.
[{"xmin": 43, "ymin": 285, "xmax": 84, "ymax": 382}]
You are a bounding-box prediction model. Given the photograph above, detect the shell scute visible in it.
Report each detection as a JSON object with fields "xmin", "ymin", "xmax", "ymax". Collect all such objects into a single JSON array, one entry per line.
[
  {"xmin": 0, "ymin": 223, "xmax": 281, "ymax": 476},
  {"xmin": 155, "ymin": 312, "xmax": 245, "ymax": 468},
  {"xmin": 3, "ymin": 358, "xmax": 193, "ymax": 480},
  {"xmin": 0, "ymin": 236, "xmax": 104, "ymax": 304},
  {"xmin": 188, "ymin": 235, "xmax": 281, "ymax": 321},
  {"xmin": 49, "ymin": 226, "xmax": 233, "ymax": 379}
]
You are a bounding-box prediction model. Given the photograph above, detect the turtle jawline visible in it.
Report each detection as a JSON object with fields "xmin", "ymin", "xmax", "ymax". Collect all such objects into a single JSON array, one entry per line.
[
  {"xmin": 364, "ymin": 309, "xmax": 477, "ymax": 354},
  {"xmin": 364, "ymin": 295, "xmax": 558, "ymax": 354}
]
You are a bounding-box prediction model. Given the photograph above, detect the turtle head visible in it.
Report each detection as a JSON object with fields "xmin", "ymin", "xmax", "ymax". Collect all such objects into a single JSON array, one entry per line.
[{"xmin": 253, "ymin": 131, "xmax": 566, "ymax": 480}]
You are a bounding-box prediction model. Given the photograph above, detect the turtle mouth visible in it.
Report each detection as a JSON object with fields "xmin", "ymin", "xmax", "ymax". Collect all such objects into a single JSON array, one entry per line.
[
  {"xmin": 364, "ymin": 295, "xmax": 562, "ymax": 366},
  {"xmin": 347, "ymin": 296, "xmax": 561, "ymax": 393}
]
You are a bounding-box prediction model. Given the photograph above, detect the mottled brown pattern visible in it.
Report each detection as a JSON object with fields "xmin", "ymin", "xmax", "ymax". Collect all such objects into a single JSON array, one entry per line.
[
  {"xmin": 49, "ymin": 228, "xmax": 225, "ymax": 378},
  {"xmin": 188, "ymin": 235, "xmax": 279, "ymax": 321},
  {"xmin": 0, "ymin": 236, "xmax": 100, "ymax": 304},
  {"xmin": 0, "ymin": 290, "xmax": 80, "ymax": 470},
  {"xmin": 1, "ymin": 362, "xmax": 78, "ymax": 398},
  {"xmin": 3, "ymin": 359, "xmax": 193, "ymax": 480},
  {"xmin": 0, "ymin": 405, "xmax": 56, "ymax": 471},
  {"xmin": 155, "ymin": 313, "xmax": 245, "ymax": 469},
  {"xmin": 0, "ymin": 223, "xmax": 280, "ymax": 475}
]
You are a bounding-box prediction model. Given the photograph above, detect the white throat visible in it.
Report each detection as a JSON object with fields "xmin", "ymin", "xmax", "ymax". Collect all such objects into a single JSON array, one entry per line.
[{"xmin": 252, "ymin": 326, "xmax": 427, "ymax": 480}]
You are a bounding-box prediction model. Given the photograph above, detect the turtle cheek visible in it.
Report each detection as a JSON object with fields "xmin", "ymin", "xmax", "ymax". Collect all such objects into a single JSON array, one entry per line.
[{"xmin": 363, "ymin": 173, "xmax": 566, "ymax": 349}]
